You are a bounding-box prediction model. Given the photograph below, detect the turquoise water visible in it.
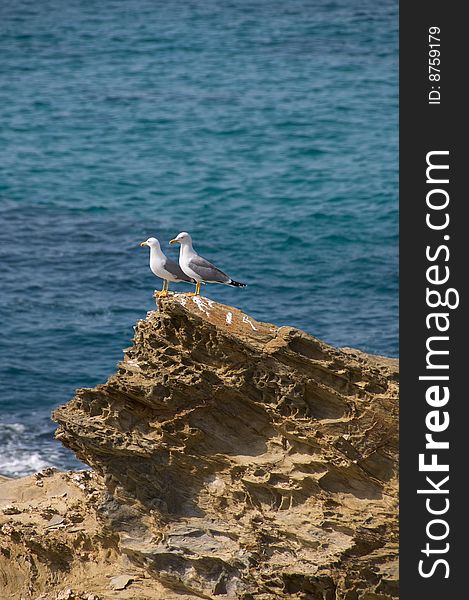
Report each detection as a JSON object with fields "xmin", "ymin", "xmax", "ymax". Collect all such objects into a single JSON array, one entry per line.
[{"xmin": 0, "ymin": 0, "xmax": 398, "ymax": 476}]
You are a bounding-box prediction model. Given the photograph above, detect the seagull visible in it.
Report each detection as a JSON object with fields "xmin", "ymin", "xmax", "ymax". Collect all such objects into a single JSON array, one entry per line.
[
  {"xmin": 140, "ymin": 237, "xmax": 193, "ymax": 296},
  {"xmin": 169, "ymin": 232, "xmax": 246, "ymax": 296}
]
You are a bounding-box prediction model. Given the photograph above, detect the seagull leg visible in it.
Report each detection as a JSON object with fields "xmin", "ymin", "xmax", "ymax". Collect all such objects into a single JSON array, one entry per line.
[
  {"xmin": 187, "ymin": 281, "xmax": 201, "ymax": 296},
  {"xmin": 156, "ymin": 280, "xmax": 169, "ymax": 297}
]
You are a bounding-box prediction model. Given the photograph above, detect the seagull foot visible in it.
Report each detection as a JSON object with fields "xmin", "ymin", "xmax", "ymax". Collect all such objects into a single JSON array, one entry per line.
[{"xmin": 156, "ymin": 291, "xmax": 169, "ymax": 298}]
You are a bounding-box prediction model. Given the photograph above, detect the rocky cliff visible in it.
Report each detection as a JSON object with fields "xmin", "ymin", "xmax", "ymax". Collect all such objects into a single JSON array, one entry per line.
[{"xmin": 1, "ymin": 295, "xmax": 399, "ymax": 599}]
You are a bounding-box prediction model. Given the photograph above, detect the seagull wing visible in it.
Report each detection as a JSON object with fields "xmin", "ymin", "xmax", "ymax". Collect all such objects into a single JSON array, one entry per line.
[
  {"xmin": 164, "ymin": 257, "xmax": 194, "ymax": 282},
  {"xmin": 188, "ymin": 255, "xmax": 231, "ymax": 284}
]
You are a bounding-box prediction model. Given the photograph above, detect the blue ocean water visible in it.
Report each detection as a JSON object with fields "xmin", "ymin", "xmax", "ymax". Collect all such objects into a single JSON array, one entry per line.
[{"xmin": 0, "ymin": 0, "xmax": 398, "ymax": 476}]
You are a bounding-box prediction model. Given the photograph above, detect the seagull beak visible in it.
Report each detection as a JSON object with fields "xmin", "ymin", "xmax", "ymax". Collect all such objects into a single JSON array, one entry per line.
[
  {"xmin": 169, "ymin": 239, "xmax": 178, "ymax": 245},
  {"xmin": 139, "ymin": 241, "xmax": 147, "ymax": 247}
]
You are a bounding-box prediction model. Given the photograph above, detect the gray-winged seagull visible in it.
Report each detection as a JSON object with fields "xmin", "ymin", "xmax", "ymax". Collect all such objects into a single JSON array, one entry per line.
[
  {"xmin": 169, "ymin": 231, "xmax": 246, "ymax": 296},
  {"xmin": 140, "ymin": 237, "xmax": 193, "ymax": 296}
]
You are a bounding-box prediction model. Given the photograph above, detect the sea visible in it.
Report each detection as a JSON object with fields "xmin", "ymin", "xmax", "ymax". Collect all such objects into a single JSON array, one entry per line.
[{"xmin": 0, "ymin": 0, "xmax": 398, "ymax": 477}]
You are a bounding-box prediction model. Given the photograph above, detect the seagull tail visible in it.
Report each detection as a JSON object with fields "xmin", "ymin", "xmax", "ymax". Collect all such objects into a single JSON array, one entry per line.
[{"xmin": 228, "ymin": 279, "xmax": 247, "ymax": 288}]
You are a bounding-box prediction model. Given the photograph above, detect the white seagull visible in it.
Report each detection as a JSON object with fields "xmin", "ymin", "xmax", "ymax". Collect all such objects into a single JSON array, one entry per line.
[
  {"xmin": 169, "ymin": 231, "xmax": 246, "ymax": 296},
  {"xmin": 140, "ymin": 237, "xmax": 193, "ymax": 296}
]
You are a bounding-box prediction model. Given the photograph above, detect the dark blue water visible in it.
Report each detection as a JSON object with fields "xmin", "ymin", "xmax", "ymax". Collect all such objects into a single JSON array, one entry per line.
[{"xmin": 0, "ymin": 0, "xmax": 398, "ymax": 476}]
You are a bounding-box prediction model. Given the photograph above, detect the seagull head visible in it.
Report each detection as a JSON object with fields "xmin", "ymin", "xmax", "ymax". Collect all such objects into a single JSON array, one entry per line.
[
  {"xmin": 169, "ymin": 232, "xmax": 192, "ymax": 246},
  {"xmin": 140, "ymin": 237, "xmax": 160, "ymax": 249}
]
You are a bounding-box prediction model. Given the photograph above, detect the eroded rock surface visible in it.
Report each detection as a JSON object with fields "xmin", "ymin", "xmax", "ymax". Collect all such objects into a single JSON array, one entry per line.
[
  {"xmin": 4, "ymin": 295, "xmax": 398, "ymax": 599},
  {"xmin": 0, "ymin": 469, "xmax": 177, "ymax": 599}
]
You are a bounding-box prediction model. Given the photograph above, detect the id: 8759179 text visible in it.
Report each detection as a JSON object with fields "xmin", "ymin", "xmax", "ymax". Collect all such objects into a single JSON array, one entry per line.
[{"xmin": 428, "ymin": 26, "xmax": 441, "ymax": 105}]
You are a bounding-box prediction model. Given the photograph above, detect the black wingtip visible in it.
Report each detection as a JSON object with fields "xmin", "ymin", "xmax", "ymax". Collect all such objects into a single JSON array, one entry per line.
[{"xmin": 229, "ymin": 279, "xmax": 247, "ymax": 288}]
